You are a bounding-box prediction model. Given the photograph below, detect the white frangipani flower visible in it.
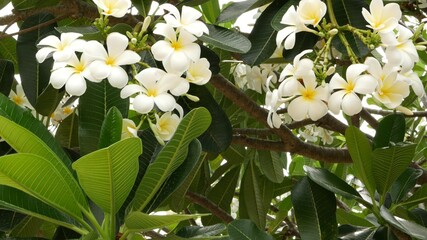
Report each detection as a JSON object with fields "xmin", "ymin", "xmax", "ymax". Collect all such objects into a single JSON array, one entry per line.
[
  {"xmin": 299, "ymin": 125, "xmax": 318, "ymax": 142},
  {"xmin": 276, "ymin": 6, "xmax": 310, "ymax": 50},
  {"xmin": 297, "ymin": 0, "xmax": 327, "ymax": 27},
  {"xmin": 328, "ymin": 64, "xmax": 377, "ymax": 116},
  {"xmin": 120, "ymin": 68, "xmax": 177, "ymax": 114},
  {"xmin": 287, "ymin": 76, "xmax": 329, "ymax": 121},
  {"xmin": 151, "ymin": 23, "xmax": 201, "ymax": 73},
  {"xmin": 160, "ymin": 3, "xmax": 208, "ymax": 37},
  {"xmin": 9, "ymin": 85, "xmax": 32, "ymax": 109},
  {"xmin": 121, "ymin": 119, "xmax": 138, "ymax": 139},
  {"xmin": 149, "ymin": 112, "xmax": 181, "ymax": 145},
  {"xmin": 84, "ymin": 32, "xmax": 141, "ymax": 88},
  {"xmin": 398, "ymin": 66, "xmax": 426, "ymax": 98},
  {"xmin": 51, "ymin": 102, "xmax": 75, "ymax": 125},
  {"xmin": 36, "ymin": 32, "xmax": 85, "ymax": 63},
  {"xmin": 361, "ymin": 0, "xmax": 402, "ymax": 33},
  {"xmin": 185, "ymin": 58, "xmax": 212, "ymax": 86},
  {"xmin": 49, "ymin": 53, "xmax": 98, "ymax": 96},
  {"xmin": 92, "ymin": 0, "xmax": 131, "ymax": 18},
  {"xmin": 265, "ymin": 89, "xmax": 283, "ymax": 128},
  {"xmin": 246, "ymin": 66, "xmax": 269, "ymax": 94},
  {"xmin": 381, "ymin": 25, "xmax": 418, "ymax": 69}
]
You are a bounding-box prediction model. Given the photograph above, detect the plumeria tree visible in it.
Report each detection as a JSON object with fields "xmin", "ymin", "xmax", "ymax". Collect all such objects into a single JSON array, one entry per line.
[{"xmin": 0, "ymin": 0, "xmax": 427, "ymax": 239}]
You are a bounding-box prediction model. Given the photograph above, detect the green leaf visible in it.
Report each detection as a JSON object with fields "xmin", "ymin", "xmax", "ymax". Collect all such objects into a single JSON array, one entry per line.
[
  {"xmin": 202, "ymin": 166, "xmax": 240, "ymax": 225},
  {"xmin": 12, "ymin": 0, "xmax": 59, "ymax": 10},
  {"xmin": 400, "ymin": 184, "xmax": 427, "ymax": 207},
  {"xmin": 178, "ymin": 85, "xmax": 232, "ymax": 154},
  {"xmin": 282, "ymin": 31, "xmax": 318, "ymax": 62},
  {"xmin": 390, "ymin": 168, "xmax": 423, "ymax": 204},
  {"xmin": 0, "ymin": 210, "xmax": 26, "ymax": 232},
  {"xmin": 258, "ymin": 151, "xmax": 285, "ymax": 184},
  {"xmin": 0, "ymin": 37, "xmax": 18, "ymax": 72},
  {"xmin": 17, "ymin": 13, "xmax": 56, "ymax": 108},
  {"xmin": 79, "ymin": 81, "xmax": 129, "ymax": 155},
  {"xmin": 271, "ymin": 0, "xmax": 295, "ymax": 31},
  {"xmin": 292, "ymin": 177, "xmax": 338, "ymax": 240},
  {"xmin": 72, "ymin": 138, "xmax": 142, "ymax": 215},
  {"xmin": 125, "ymin": 212, "xmax": 204, "ymax": 232},
  {"xmin": 336, "ymin": 209, "xmax": 374, "ymax": 227},
  {"xmin": 200, "ymin": 0, "xmax": 220, "ymax": 24},
  {"xmin": 227, "ymin": 219, "xmax": 274, "ymax": 240},
  {"xmin": 345, "ymin": 126, "xmax": 375, "ymax": 196},
  {"xmin": 410, "ymin": 208, "xmax": 427, "ymax": 227},
  {"xmin": 55, "ymin": 112, "xmax": 79, "ymax": 149},
  {"xmin": 131, "ymin": 0, "xmax": 152, "ymax": 16},
  {"xmin": 56, "ymin": 26, "xmax": 102, "ymax": 41},
  {"xmin": 9, "ymin": 216, "xmax": 45, "ymax": 238},
  {"xmin": 0, "ymin": 60, "xmax": 14, "ymax": 96},
  {"xmin": 0, "ymin": 115, "xmax": 87, "ymax": 210},
  {"xmin": 372, "ymin": 144, "xmax": 416, "ymax": 197},
  {"xmin": 216, "ymin": 0, "xmax": 273, "ymax": 23},
  {"xmin": 98, "ymin": 107, "xmax": 123, "ymax": 149},
  {"xmin": 338, "ymin": 225, "xmax": 376, "ymax": 240},
  {"xmin": 131, "ymin": 108, "xmax": 212, "ymax": 212},
  {"xmin": 144, "ymin": 140, "xmax": 202, "ymax": 213},
  {"xmin": 0, "ymin": 153, "xmax": 85, "ymax": 224},
  {"xmin": 373, "ymin": 114, "xmax": 406, "ymax": 149},
  {"xmin": 199, "ymin": 24, "xmax": 251, "ymax": 53},
  {"xmin": 175, "ymin": 223, "xmax": 226, "ymax": 238},
  {"xmin": 241, "ymin": 0, "xmax": 286, "ymax": 66},
  {"xmin": 304, "ymin": 166, "xmax": 361, "ymax": 200},
  {"xmin": 380, "ymin": 206, "xmax": 427, "ymax": 240},
  {"xmin": 34, "ymin": 85, "xmax": 65, "ymax": 116}
]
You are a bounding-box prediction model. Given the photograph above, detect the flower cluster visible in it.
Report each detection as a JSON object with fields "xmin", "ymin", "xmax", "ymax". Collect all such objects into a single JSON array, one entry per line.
[
  {"xmin": 34, "ymin": 0, "xmax": 211, "ymax": 144},
  {"xmin": 261, "ymin": 0, "xmax": 426, "ymax": 130}
]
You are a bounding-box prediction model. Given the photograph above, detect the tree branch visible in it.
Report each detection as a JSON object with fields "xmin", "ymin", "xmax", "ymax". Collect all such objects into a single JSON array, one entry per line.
[
  {"xmin": 365, "ymin": 108, "xmax": 427, "ymax": 118},
  {"xmin": 185, "ymin": 191, "xmax": 234, "ymax": 224}
]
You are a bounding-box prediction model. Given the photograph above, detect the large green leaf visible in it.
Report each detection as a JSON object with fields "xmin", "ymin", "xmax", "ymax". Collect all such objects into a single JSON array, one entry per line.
[
  {"xmin": 72, "ymin": 137, "xmax": 141, "ymax": 215},
  {"xmin": 292, "ymin": 177, "xmax": 338, "ymax": 240},
  {"xmin": 198, "ymin": 24, "xmax": 251, "ymax": 53},
  {"xmin": 0, "ymin": 60, "xmax": 14, "ymax": 96},
  {"xmin": 55, "ymin": 112, "xmax": 79, "ymax": 149},
  {"xmin": 0, "ymin": 153, "xmax": 85, "ymax": 226},
  {"xmin": 125, "ymin": 212, "xmax": 204, "ymax": 232},
  {"xmin": 390, "ymin": 168, "xmax": 423, "ymax": 204},
  {"xmin": 216, "ymin": 0, "xmax": 273, "ymax": 23},
  {"xmin": 258, "ymin": 151, "xmax": 285, "ymax": 184},
  {"xmin": 0, "ymin": 116, "xmax": 87, "ymax": 210},
  {"xmin": 200, "ymin": 0, "xmax": 220, "ymax": 24},
  {"xmin": 0, "ymin": 186, "xmax": 83, "ymax": 234},
  {"xmin": 79, "ymin": 81, "xmax": 129, "ymax": 155},
  {"xmin": 336, "ymin": 209, "xmax": 374, "ymax": 227},
  {"xmin": 144, "ymin": 140, "xmax": 202, "ymax": 213},
  {"xmin": 380, "ymin": 206, "xmax": 427, "ymax": 240},
  {"xmin": 338, "ymin": 225, "xmax": 376, "ymax": 240},
  {"xmin": 131, "ymin": 0, "xmax": 152, "ymax": 17},
  {"xmin": 399, "ymin": 184, "xmax": 427, "ymax": 208},
  {"xmin": 16, "ymin": 13, "xmax": 56, "ymax": 108},
  {"xmin": 0, "ymin": 37, "xmax": 17, "ymax": 73},
  {"xmin": 241, "ymin": 0, "xmax": 286, "ymax": 66},
  {"xmin": 34, "ymin": 85, "xmax": 65, "ymax": 116},
  {"xmin": 175, "ymin": 223, "xmax": 226, "ymax": 238},
  {"xmin": 373, "ymin": 114, "xmax": 406, "ymax": 149},
  {"xmin": 0, "ymin": 210, "xmax": 26, "ymax": 232},
  {"xmin": 271, "ymin": 0, "xmax": 295, "ymax": 31},
  {"xmin": 227, "ymin": 219, "xmax": 274, "ymax": 240},
  {"xmin": 98, "ymin": 107, "xmax": 123, "ymax": 149},
  {"xmin": 131, "ymin": 108, "xmax": 212, "ymax": 212},
  {"xmin": 178, "ymin": 85, "xmax": 232, "ymax": 154},
  {"xmin": 372, "ymin": 144, "xmax": 416, "ymax": 197},
  {"xmin": 305, "ymin": 166, "xmax": 361, "ymax": 200},
  {"xmin": 345, "ymin": 126, "xmax": 375, "ymax": 196}
]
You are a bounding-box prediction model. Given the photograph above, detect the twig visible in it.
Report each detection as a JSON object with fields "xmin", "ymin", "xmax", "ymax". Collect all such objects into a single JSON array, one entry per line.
[
  {"xmin": 365, "ymin": 108, "xmax": 427, "ymax": 118},
  {"xmin": 0, "ymin": 16, "xmax": 65, "ymax": 39},
  {"xmin": 233, "ymin": 128, "xmax": 274, "ymax": 137},
  {"xmin": 185, "ymin": 191, "xmax": 234, "ymax": 224},
  {"xmin": 360, "ymin": 109, "xmax": 379, "ymax": 129}
]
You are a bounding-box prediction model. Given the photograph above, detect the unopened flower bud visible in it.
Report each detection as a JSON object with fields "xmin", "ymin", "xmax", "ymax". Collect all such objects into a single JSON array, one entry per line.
[
  {"xmin": 142, "ymin": 16, "xmax": 151, "ymax": 32},
  {"xmin": 185, "ymin": 93, "xmax": 200, "ymax": 102},
  {"xmin": 326, "ymin": 66, "xmax": 335, "ymax": 76},
  {"xmin": 131, "ymin": 38, "xmax": 137, "ymax": 44},
  {"xmin": 396, "ymin": 106, "xmax": 413, "ymax": 116},
  {"xmin": 416, "ymin": 45, "xmax": 426, "ymax": 51},
  {"xmin": 328, "ymin": 29, "xmax": 338, "ymax": 36}
]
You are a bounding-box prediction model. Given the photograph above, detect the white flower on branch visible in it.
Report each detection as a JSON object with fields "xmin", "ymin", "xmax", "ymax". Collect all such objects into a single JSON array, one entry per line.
[
  {"xmin": 36, "ymin": 32, "xmax": 85, "ymax": 63},
  {"xmin": 185, "ymin": 58, "xmax": 212, "ymax": 86},
  {"xmin": 84, "ymin": 32, "xmax": 141, "ymax": 88},
  {"xmin": 361, "ymin": 0, "xmax": 402, "ymax": 33},
  {"xmin": 92, "ymin": 0, "xmax": 131, "ymax": 18},
  {"xmin": 296, "ymin": 0, "xmax": 327, "ymax": 27},
  {"xmin": 151, "ymin": 23, "xmax": 201, "ymax": 73},
  {"xmin": 381, "ymin": 25, "xmax": 418, "ymax": 70},
  {"xmin": 149, "ymin": 111, "xmax": 181, "ymax": 145},
  {"xmin": 120, "ymin": 68, "xmax": 177, "ymax": 114},
  {"xmin": 159, "ymin": 3, "xmax": 209, "ymax": 37},
  {"xmin": 121, "ymin": 119, "xmax": 138, "ymax": 139},
  {"xmin": 9, "ymin": 85, "xmax": 32, "ymax": 109},
  {"xmin": 276, "ymin": 6, "xmax": 310, "ymax": 50},
  {"xmin": 328, "ymin": 64, "xmax": 377, "ymax": 116}
]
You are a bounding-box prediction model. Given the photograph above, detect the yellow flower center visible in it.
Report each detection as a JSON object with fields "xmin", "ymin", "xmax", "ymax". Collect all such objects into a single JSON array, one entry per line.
[
  {"xmin": 147, "ymin": 89, "xmax": 157, "ymax": 97},
  {"xmin": 63, "ymin": 107, "xmax": 73, "ymax": 115},
  {"xmin": 12, "ymin": 95, "xmax": 24, "ymax": 105},
  {"xmin": 171, "ymin": 41, "xmax": 182, "ymax": 51},
  {"xmin": 105, "ymin": 57, "xmax": 115, "ymax": 66},
  {"xmin": 345, "ymin": 82, "xmax": 355, "ymax": 94},
  {"xmin": 302, "ymin": 89, "xmax": 316, "ymax": 101},
  {"xmin": 74, "ymin": 63, "xmax": 85, "ymax": 73}
]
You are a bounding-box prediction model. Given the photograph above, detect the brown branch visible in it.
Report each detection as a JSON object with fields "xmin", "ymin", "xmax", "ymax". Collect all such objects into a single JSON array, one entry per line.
[
  {"xmin": 365, "ymin": 108, "xmax": 427, "ymax": 118},
  {"xmin": 232, "ymin": 135, "xmax": 287, "ymax": 152},
  {"xmin": 1, "ymin": 15, "xmax": 65, "ymax": 38},
  {"xmin": 360, "ymin": 109, "xmax": 379, "ymax": 129},
  {"xmin": 210, "ymin": 74, "xmax": 352, "ymax": 163},
  {"xmin": 185, "ymin": 191, "xmax": 234, "ymax": 224},
  {"xmin": 233, "ymin": 128, "xmax": 274, "ymax": 137}
]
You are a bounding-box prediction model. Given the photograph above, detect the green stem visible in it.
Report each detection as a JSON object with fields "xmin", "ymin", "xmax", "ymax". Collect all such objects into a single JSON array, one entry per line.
[{"xmin": 79, "ymin": 204, "xmax": 109, "ymax": 240}]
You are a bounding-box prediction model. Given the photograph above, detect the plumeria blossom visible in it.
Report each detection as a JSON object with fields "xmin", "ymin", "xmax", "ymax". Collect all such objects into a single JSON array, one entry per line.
[
  {"xmin": 381, "ymin": 25, "xmax": 418, "ymax": 69},
  {"xmin": 84, "ymin": 32, "xmax": 141, "ymax": 88},
  {"xmin": 36, "ymin": 32, "xmax": 85, "ymax": 63},
  {"xmin": 365, "ymin": 57, "xmax": 410, "ymax": 108},
  {"xmin": 296, "ymin": 0, "xmax": 327, "ymax": 27},
  {"xmin": 121, "ymin": 119, "xmax": 138, "ymax": 139},
  {"xmin": 50, "ymin": 101, "xmax": 75, "ymax": 125},
  {"xmin": 185, "ymin": 58, "xmax": 212, "ymax": 86},
  {"xmin": 151, "ymin": 23, "xmax": 200, "ymax": 73},
  {"xmin": 159, "ymin": 3, "xmax": 208, "ymax": 37},
  {"xmin": 398, "ymin": 66, "xmax": 426, "ymax": 98},
  {"xmin": 149, "ymin": 111, "xmax": 181, "ymax": 145},
  {"xmin": 92, "ymin": 0, "xmax": 131, "ymax": 18},
  {"xmin": 9, "ymin": 85, "xmax": 32, "ymax": 109},
  {"xmin": 328, "ymin": 64, "xmax": 377, "ymax": 116},
  {"xmin": 120, "ymin": 68, "xmax": 177, "ymax": 114},
  {"xmin": 278, "ymin": 50, "xmax": 315, "ymax": 96},
  {"xmin": 265, "ymin": 88, "xmax": 283, "ymax": 128},
  {"xmin": 246, "ymin": 66, "xmax": 270, "ymax": 94},
  {"xmin": 50, "ymin": 53, "xmax": 98, "ymax": 96},
  {"xmin": 287, "ymin": 76, "xmax": 329, "ymax": 121},
  {"xmin": 276, "ymin": 6, "xmax": 310, "ymax": 49},
  {"xmin": 361, "ymin": 0, "xmax": 402, "ymax": 33}
]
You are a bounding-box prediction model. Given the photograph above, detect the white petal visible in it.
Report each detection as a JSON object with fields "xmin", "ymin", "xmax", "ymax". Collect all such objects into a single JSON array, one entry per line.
[
  {"xmin": 165, "ymin": 52, "xmax": 191, "ymax": 73},
  {"xmin": 120, "ymin": 84, "xmax": 145, "ymax": 98},
  {"xmin": 36, "ymin": 47, "xmax": 55, "ymax": 63},
  {"xmin": 65, "ymin": 74, "xmax": 87, "ymax": 96},
  {"xmin": 37, "ymin": 35, "xmax": 60, "ymax": 48},
  {"xmin": 107, "ymin": 32, "xmax": 129, "ymax": 59},
  {"xmin": 115, "ymin": 50, "xmax": 141, "ymax": 65},
  {"xmin": 182, "ymin": 43, "xmax": 201, "ymax": 61},
  {"xmin": 354, "ymin": 75, "xmax": 377, "ymax": 94},
  {"xmin": 346, "ymin": 64, "xmax": 368, "ymax": 81},
  {"xmin": 50, "ymin": 67, "xmax": 74, "ymax": 89},
  {"xmin": 153, "ymin": 23, "xmax": 177, "ymax": 41},
  {"xmin": 308, "ymin": 100, "xmax": 328, "ymax": 121},
  {"xmin": 52, "ymin": 48, "xmax": 74, "ymax": 62},
  {"xmin": 288, "ymin": 97, "xmax": 309, "ymax": 121},
  {"xmin": 133, "ymin": 94, "xmax": 154, "ymax": 114},
  {"xmin": 341, "ymin": 93, "xmax": 362, "ymax": 116},
  {"xmin": 328, "ymin": 90, "xmax": 346, "ymax": 114},
  {"xmin": 107, "ymin": 66, "xmax": 129, "ymax": 88},
  {"xmin": 151, "ymin": 41, "xmax": 173, "ymax": 61},
  {"xmin": 284, "ymin": 32, "xmax": 296, "ymax": 50},
  {"xmin": 135, "ymin": 68, "xmax": 165, "ymax": 86},
  {"xmin": 170, "ymin": 80, "xmax": 189, "ymax": 96},
  {"xmin": 84, "ymin": 40, "xmax": 108, "ymax": 60},
  {"xmin": 154, "ymin": 93, "xmax": 176, "ymax": 112},
  {"xmin": 89, "ymin": 61, "xmax": 111, "ymax": 80},
  {"xmin": 329, "ymin": 73, "xmax": 347, "ymax": 90},
  {"xmin": 276, "ymin": 27, "xmax": 294, "ymax": 47}
]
